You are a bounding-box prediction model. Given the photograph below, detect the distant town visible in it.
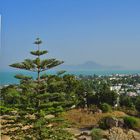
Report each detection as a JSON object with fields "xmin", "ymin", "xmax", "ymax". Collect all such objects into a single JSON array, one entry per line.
[{"xmin": 79, "ymin": 73, "xmax": 140, "ymax": 97}]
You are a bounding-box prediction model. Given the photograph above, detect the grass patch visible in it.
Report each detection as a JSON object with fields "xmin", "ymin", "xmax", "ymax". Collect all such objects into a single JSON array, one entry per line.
[{"xmin": 62, "ymin": 109, "xmax": 127, "ymax": 128}]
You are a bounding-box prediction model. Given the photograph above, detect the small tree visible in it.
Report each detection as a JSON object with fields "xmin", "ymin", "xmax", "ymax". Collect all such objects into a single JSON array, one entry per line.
[
  {"xmin": 94, "ymin": 83, "xmax": 118, "ymax": 106},
  {"xmin": 120, "ymin": 95, "xmax": 134, "ymax": 108},
  {"xmin": 2, "ymin": 38, "xmax": 73, "ymax": 140}
]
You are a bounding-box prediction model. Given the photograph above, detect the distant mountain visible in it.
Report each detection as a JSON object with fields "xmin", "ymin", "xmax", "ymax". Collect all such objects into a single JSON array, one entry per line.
[{"xmin": 56, "ymin": 61, "xmax": 122, "ymax": 70}]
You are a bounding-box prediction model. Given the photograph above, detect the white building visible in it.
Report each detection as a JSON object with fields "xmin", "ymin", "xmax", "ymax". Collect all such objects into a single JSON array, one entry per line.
[
  {"xmin": 127, "ymin": 92, "xmax": 138, "ymax": 97},
  {"xmin": 110, "ymin": 85, "xmax": 121, "ymax": 93}
]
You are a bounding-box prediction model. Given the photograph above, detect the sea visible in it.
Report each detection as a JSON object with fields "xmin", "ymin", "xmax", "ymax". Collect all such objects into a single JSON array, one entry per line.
[{"xmin": 1, "ymin": 70, "xmax": 140, "ymax": 85}]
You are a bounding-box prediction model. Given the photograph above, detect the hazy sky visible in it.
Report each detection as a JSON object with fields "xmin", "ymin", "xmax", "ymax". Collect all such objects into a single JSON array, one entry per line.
[{"xmin": 0, "ymin": 0, "xmax": 140, "ymax": 70}]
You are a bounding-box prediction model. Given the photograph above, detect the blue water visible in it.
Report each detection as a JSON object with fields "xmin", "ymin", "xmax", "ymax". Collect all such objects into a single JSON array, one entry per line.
[{"xmin": 1, "ymin": 70, "xmax": 140, "ymax": 85}]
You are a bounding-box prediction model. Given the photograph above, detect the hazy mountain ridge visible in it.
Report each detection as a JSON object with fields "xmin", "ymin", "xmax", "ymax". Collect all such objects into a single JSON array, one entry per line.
[{"xmin": 57, "ymin": 61, "xmax": 123, "ymax": 70}]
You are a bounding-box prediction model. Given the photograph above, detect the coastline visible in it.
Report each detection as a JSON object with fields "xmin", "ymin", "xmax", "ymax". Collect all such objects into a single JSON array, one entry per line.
[{"xmin": 1, "ymin": 69, "xmax": 140, "ymax": 85}]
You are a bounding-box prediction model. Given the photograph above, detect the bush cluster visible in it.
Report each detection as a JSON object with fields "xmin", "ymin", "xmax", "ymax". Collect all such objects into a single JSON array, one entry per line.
[
  {"xmin": 100, "ymin": 103, "xmax": 112, "ymax": 113},
  {"xmin": 91, "ymin": 128, "xmax": 104, "ymax": 140},
  {"xmin": 123, "ymin": 116, "xmax": 139, "ymax": 129}
]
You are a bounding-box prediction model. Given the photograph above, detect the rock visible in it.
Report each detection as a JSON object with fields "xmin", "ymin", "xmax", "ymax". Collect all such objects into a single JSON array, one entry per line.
[
  {"xmin": 77, "ymin": 135, "xmax": 92, "ymax": 140},
  {"xmin": 105, "ymin": 117, "xmax": 118, "ymax": 128},
  {"xmin": 127, "ymin": 130, "xmax": 140, "ymax": 140},
  {"xmin": 47, "ymin": 123, "xmax": 53, "ymax": 127},
  {"xmin": 1, "ymin": 135, "xmax": 10, "ymax": 140},
  {"xmin": 82, "ymin": 131, "xmax": 90, "ymax": 136},
  {"xmin": 101, "ymin": 117, "xmax": 125, "ymax": 128},
  {"xmin": 89, "ymin": 106, "xmax": 102, "ymax": 114},
  {"xmin": 71, "ymin": 105, "xmax": 76, "ymax": 109},
  {"xmin": 10, "ymin": 110, "xmax": 17, "ymax": 115},
  {"xmin": 118, "ymin": 118, "xmax": 124, "ymax": 127},
  {"xmin": 25, "ymin": 114, "xmax": 36, "ymax": 119},
  {"xmin": 70, "ymin": 128, "xmax": 91, "ymax": 140},
  {"xmin": 96, "ymin": 109, "xmax": 102, "ymax": 114},
  {"xmin": 45, "ymin": 114, "xmax": 55, "ymax": 119},
  {"xmin": 66, "ymin": 128, "xmax": 82, "ymax": 136},
  {"xmin": 108, "ymin": 127, "xmax": 127, "ymax": 140},
  {"xmin": 106, "ymin": 127, "xmax": 140, "ymax": 140},
  {"xmin": 77, "ymin": 136, "xmax": 87, "ymax": 140}
]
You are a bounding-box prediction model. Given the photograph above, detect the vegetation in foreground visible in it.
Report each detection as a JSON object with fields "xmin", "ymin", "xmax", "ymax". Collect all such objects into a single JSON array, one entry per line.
[{"xmin": 0, "ymin": 38, "xmax": 140, "ymax": 139}]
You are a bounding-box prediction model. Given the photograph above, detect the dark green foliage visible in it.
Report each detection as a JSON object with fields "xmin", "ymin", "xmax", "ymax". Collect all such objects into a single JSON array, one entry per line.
[
  {"xmin": 10, "ymin": 59, "xmax": 36, "ymax": 71},
  {"xmin": 1, "ymin": 38, "xmax": 73, "ymax": 139},
  {"xmin": 0, "ymin": 106, "xmax": 13, "ymax": 115},
  {"xmin": 44, "ymin": 128, "xmax": 73, "ymax": 140},
  {"xmin": 91, "ymin": 128, "xmax": 104, "ymax": 140},
  {"xmin": 57, "ymin": 70, "xmax": 66, "ymax": 76},
  {"xmin": 1, "ymin": 86, "xmax": 21, "ymax": 107},
  {"xmin": 100, "ymin": 103, "xmax": 112, "ymax": 113},
  {"xmin": 135, "ymin": 96, "xmax": 140, "ymax": 112},
  {"xmin": 123, "ymin": 116, "xmax": 139, "ymax": 129},
  {"xmin": 14, "ymin": 74, "xmax": 33, "ymax": 80},
  {"xmin": 30, "ymin": 50, "xmax": 48, "ymax": 56},
  {"xmin": 34, "ymin": 37, "xmax": 42, "ymax": 44},
  {"xmin": 120, "ymin": 95, "xmax": 134, "ymax": 108},
  {"xmin": 10, "ymin": 58, "xmax": 63, "ymax": 72},
  {"xmin": 84, "ymin": 82, "xmax": 118, "ymax": 107},
  {"xmin": 65, "ymin": 78, "xmax": 119, "ymax": 108},
  {"xmin": 96, "ymin": 84, "xmax": 118, "ymax": 106}
]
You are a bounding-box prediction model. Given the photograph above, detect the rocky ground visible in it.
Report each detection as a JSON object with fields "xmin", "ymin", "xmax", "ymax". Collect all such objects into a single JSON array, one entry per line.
[
  {"xmin": 1, "ymin": 109, "xmax": 140, "ymax": 140},
  {"xmin": 2, "ymin": 127, "xmax": 140, "ymax": 140},
  {"xmin": 67, "ymin": 127, "xmax": 140, "ymax": 140}
]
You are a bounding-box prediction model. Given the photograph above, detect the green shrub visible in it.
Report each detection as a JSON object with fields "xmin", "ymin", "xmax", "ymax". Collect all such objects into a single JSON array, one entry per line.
[
  {"xmin": 123, "ymin": 116, "xmax": 139, "ymax": 129},
  {"xmin": 120, "ymin": 95, "xmax": 134, "ymax": 108},
  {"xmin": 135, "ymin": 96, "xmax": 140, "ymax": 112},
  {"xmin": 100, "ymin": 103, "xmax": 112, "ymax": 113},
  {"xmin": 91, "ymin": 128, "xmax": 103, "ymax": 140},
  {"xmin": 0, "ymin": 106, "xmax": 13, "ymax": 115}
]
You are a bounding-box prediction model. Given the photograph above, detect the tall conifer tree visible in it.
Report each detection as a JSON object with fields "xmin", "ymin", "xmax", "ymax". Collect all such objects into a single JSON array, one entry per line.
[{"xmin": 2, "ymin": 38, "xmax": 73, "ymax": 140}]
